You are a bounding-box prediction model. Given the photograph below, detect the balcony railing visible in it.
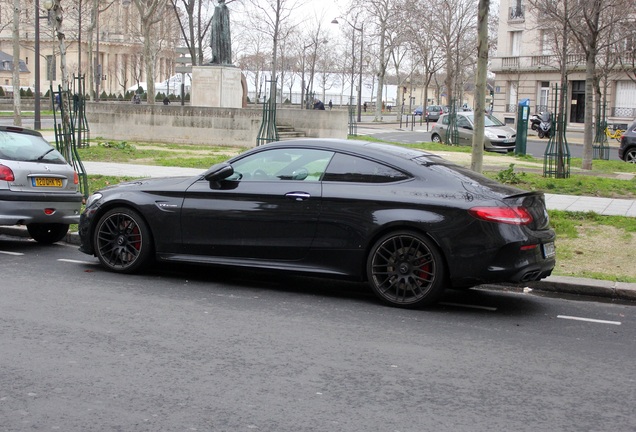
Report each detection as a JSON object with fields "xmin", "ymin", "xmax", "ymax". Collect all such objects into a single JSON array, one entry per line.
[
  {"xmin": 508, "ymin": 6, "xmax": 525, "ymax": 23},
  {"xmin": 492, "ymin": 54, "xmax": 586, "ymax": 72},
  {"xmin": 612, "ymin": 107, "xmax": 636, "ymax": 118}
]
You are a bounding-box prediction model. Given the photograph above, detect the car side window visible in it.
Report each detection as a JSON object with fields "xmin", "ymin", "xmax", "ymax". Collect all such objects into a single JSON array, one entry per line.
[
  {"xmin": 322, "ymin": 153, "xmax": 410, "ymax": 183},
  {"xmin": 457, "ymin": 116, "xmax": 471, "ymax": 128},
  {"xmin": 441, "ymin": 115, "xmax": 449, "ymax": 126},
  {"xmin": 229, "ymin": 148, "xmax": 334, "ymax": 181}
]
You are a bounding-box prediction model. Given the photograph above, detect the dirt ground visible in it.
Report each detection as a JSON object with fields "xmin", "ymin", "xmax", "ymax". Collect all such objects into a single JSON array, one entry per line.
[{"xmin": 555, "ymin": 225, "xmax": 636, "ymax": 279}]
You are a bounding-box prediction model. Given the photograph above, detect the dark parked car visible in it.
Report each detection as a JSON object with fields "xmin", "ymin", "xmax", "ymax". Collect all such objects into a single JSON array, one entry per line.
[
  {"xmin": 78, "ymin": 139, "xmax": 555, "ymax": 308},
  {"xmin": 0, "ymin": 126, "xmax": 82, "ymax": 243},
  {"xmin": 618, "ymin": 120, "xmax": 636, "ymax": 163}
]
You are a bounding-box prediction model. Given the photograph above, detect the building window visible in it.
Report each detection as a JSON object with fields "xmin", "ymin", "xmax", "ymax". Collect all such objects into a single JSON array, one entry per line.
[
  {"xmin": 510, "ymin": 31, "xmax": 522, "ymax": 57},
  {"xmin": 538, "ymin": 82, "xmax": 550, "ymax": 112},
  {"xmin": 540, "ymin": 30, "xmax": 554, "ymax": 55}
]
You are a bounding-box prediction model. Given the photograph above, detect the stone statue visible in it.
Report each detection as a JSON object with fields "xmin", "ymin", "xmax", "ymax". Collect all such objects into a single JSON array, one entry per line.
[{"xmin": 209, "ymin": 0, "xmax": 232, "ymax": 65}]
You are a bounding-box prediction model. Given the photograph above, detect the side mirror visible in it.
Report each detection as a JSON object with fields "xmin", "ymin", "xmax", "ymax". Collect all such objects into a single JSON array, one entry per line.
[{"xmin": 203, "ymin": 162, "xmax": 234, "ymax": 188}]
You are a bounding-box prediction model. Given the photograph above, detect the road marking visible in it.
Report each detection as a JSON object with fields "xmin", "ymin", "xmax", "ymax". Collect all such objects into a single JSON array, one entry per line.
[
  {"xmin": 440, "ymin": 302, "xmax": 497, "ymax": 311},
  {"xmin": 0, "ymin": 250, "xmax": 24, "ymax": 256},
  {"xmin": 557, "ymin": 315, "xmax": 621, "ymax": 325},
  {"xmin": 57, "ymin": 258, "xmax": 97, "ymax": 265}
]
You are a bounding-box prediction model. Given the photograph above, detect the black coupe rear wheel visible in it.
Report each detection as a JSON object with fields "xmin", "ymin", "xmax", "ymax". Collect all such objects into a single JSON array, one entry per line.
[
  {"xmin": 94, "ymin": 207, "xmax": 152, "ymax": 273},
  {"xmin": 367, "ymin": 231, "xmax": 446, "ymax": 308}
]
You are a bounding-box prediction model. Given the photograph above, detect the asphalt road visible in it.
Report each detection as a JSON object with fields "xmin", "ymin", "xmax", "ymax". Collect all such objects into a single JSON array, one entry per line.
[{"xmin": 2, "ymin": 235, "xmax": 635, "ymax": 431}]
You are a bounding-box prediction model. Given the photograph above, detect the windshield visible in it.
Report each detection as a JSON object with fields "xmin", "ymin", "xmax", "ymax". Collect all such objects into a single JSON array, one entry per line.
[
  {"xmin": 466, "ymin": 114, "xmax": 505, "ymax": 127},
  {"xmin": 0, "ymin": 131, "xmax": 67, "ymax": 164}
]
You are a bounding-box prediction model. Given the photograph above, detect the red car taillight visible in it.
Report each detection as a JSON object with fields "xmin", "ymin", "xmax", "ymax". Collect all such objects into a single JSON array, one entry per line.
[
  {"xmin": 74, "ymin": 172, "xmax": 79, "ymax": 185},
  {"xmin": 469, "ymin": 206, "xmax": 533, "ymax": 225},
  {"xmin": 0, "ymin": 164, "xmax": 15, "ymax": 182}
]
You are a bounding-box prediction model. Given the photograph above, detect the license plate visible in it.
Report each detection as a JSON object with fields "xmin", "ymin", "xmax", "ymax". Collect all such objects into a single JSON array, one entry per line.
[
  {"xmin": 542, "ymin": 242, "xmax": 556, "ymax": 259},
  {"xmin": 33, "ymin": 177, "xmax": 63, "ymax": 187},
  {"xmin": 504, "ymin": 138, "xmax": 516, "ymax": 143}
]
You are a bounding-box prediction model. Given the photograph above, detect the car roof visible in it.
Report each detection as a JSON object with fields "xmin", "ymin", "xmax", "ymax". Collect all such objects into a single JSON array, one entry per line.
[
  {"xmin": 0, "ymin": 125, "xmax": 45, "ymax": 138},
  {"xmin": 253, "ymin": 138, "xmax": 438, "ymax": 164}
]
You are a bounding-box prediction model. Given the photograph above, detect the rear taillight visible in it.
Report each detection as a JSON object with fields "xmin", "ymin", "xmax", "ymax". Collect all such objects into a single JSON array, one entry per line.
[
  {"xmin": 0, "ymin": 164, "xmax": 15, "ymax": 182},
  {"xmin": 469, "ymin": 206, "xmax": 533, "ymax": 225},
  {"xmin": 74, "ymin": 172, "xmax": 79, "ymax": 185}
]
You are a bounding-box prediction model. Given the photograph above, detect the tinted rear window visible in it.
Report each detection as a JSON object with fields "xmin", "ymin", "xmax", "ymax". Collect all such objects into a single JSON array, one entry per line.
[{"xmin": 0, "ymin": 131, "xmax": 67, "ymax": 164}]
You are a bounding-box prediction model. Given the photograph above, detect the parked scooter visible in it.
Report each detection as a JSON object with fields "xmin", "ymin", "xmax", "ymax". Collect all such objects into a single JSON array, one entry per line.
[
  {"xmin": 537, "ymin": 111, "xmax": 552, "ymax": 138},
  {"xmin": 530, "ymin": 112, "xmax": 542, "ymax": 131}
]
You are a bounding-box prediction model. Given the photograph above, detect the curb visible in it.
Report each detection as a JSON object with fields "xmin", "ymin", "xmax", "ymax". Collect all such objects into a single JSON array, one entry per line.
[{"xmin": 2, "ymin": 225, "xmax": 635, "ymax": 303}]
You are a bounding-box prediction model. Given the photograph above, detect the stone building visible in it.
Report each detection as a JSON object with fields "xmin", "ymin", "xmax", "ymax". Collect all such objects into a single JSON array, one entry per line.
[
  {"xmin": 0, "ymin": 0, "xmax": 179, "ymax": 98},
  {"xmin": 491, "ymin": 0, "xmax": 636, "ymax": 127}
]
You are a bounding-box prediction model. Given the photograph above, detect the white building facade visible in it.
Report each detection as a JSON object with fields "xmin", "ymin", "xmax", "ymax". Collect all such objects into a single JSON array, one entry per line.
[
  {"xmin": 492, "ymin": 0, "xmax": 636, "ymax": 127},
  {"xmin": 0, "ymin": 0, "xmax": 179, "ymax": 98}
]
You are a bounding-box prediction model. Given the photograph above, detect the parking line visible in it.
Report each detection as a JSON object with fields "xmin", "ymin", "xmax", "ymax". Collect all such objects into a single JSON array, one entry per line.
[
  {"xmin": 57, "ymin": 258, "xmax": 97, "ymax": 265},
  {"xmin": 557, "ymin": 315, "xmax": 621, "ymax": 325},
  {"xmin": 440, "ymin": 302, "xmax": 497, "ymax": 311},
  {"xmin": 0, "ymin": 250, "xmax": 24, "ymax": 256}
]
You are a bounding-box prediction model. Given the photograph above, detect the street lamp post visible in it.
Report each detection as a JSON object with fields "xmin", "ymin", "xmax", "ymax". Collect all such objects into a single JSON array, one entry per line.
[
  {"xmin": 331, "ymin": 17, "xmax": 363, "ymax": 122},
  {"xmin": 34, "ymin": 0, "xmax": 53, "ymax": 130}
]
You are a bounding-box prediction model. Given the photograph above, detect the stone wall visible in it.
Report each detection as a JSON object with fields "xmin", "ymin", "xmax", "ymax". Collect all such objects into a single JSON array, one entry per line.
[{"xmin": 84, "ymin": 103, "xmax": 348, "ymax": 147}]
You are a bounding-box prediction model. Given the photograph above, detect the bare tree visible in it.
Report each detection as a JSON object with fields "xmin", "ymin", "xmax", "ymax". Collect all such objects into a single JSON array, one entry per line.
[
  {"xmin": 131, "ymin": 0, "xmax": 170, "ymax": 104},
  {"xmin": 471, "ymin": 0, "xmax": 489, "ymax": 173},
  {"xmin": 238, "ymin": 0, "xmax": 305, "ymax": 102},
  {"xmin": 350, "ymin": 0, "xmax": 397, "ymax": 121},
  {"xmin": 170, "ymin": 0, "xmax": 213, "ymax": 65},
  {"xmin": 402, "ymin": 0, "xmax": 445, "ymax": 116},
  {"xmin": 431, "ymin": 0, "xmax": 477, "ymax": 107}
]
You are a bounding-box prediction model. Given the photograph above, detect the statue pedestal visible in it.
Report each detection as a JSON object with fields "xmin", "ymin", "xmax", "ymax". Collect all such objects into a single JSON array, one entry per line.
[{"xmin": 191, "ymin": 66, "xmax": 242, "ymax": 108}]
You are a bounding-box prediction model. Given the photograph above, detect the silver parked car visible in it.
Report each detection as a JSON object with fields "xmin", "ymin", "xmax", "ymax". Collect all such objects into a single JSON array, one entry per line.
[
  {"xmin": 0, "ymin": 126, "xmax": 82, "ymax": 243},
  {"xmin": 431, "ymin": 112, "xmax": 517, "ymax": 153}
]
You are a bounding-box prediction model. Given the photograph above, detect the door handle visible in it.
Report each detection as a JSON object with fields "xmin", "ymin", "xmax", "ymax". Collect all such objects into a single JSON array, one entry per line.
[{"xmin": 285, "ymin": 192, "xmax": 311, "ymax": 201}]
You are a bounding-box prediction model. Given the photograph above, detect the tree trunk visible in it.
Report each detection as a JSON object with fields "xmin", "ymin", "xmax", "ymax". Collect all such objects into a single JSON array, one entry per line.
[
  {"xmin": 581, "ymin": 2, "xmax": 601, "ymax": 171},
  {"xmin": 471, "ymin": 0, "xmax": 489, "ymax": 173},
  {"xmin": 12, "ymin": 0, "xmax": 21, "ymax": 126},
  {"xmin": 374, "ymin": 26, "xmax": 386, "ymax": 122}
]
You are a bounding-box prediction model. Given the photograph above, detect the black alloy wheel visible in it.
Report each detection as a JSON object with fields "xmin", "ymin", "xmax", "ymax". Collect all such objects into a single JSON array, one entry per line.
[
  {"xmin": 94, "ymin": 207, "xmax": 152, "ymax": 273},
  {"xmin": 624, "ymin": 148, "xmax": 636, "ymax": 163},
  {"xmin": 27, "ymin": 223, "xmax": 69, "ymax": 244},
  {"xmin": 367, "ymin": 231, "xmax": 446, "ymax": 308}
]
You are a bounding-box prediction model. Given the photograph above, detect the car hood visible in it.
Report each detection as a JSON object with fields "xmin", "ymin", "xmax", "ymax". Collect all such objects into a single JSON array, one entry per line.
[{"xmin": 97, "ymin": 175, "xmax": 200, "ymax": 195}]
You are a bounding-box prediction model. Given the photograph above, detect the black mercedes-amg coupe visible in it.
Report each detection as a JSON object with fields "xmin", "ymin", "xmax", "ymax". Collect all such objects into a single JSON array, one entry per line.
[{"xmin": 79, "ymin": 139, "xmax": 556, "ymax": 308}]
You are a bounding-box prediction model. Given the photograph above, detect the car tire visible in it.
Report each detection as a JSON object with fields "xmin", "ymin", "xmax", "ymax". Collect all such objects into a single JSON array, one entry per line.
[
  {"xmin": 431, "ymin": 133, "xmax": 442, "ymax": 143},
  {"xmin": 366, "ymin": 231, "xmax": 446, "ymax": 308},
  {"xmin": 27, "ymin": 223, "xmax": 69, "ymax": 244},
  {"xmin": 623, "ymin": 148, "xmax": 636, "ymax": 163},
  {"xmin": 93, "ymin": 207, "xmax": 153, "ymax": 273}
]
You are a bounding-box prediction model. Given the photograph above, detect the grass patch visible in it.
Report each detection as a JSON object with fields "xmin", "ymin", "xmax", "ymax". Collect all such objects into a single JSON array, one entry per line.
[
  {"xmin": 482, "ymin": 170, "xmax": 636, "ymax": 198},
  {"xmin": 548, "ymin": 210, "xmax": 636, "ymax": 282},
  {"xmin": 77, "ymin": 140, "xmax": 239, "ymax": 169}
]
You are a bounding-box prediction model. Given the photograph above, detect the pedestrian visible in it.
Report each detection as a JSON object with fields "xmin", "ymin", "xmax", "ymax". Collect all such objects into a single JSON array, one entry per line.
[
  {"xmin": 313, "ymin": 99, "xmax": 325, "ymax": 110},
  {"xmin": 328, "ymin": 99, "xmax": 333, "ymax": 110},
  {"xmin": 363, "ymin": 102, "xmax": 367, "ymax": 112},
  {"xmin": 163, "ymin": 96, "xmax": 170, "ymax": 105},
  {"xmin": 54, "ymin": 93, "xmax": 61, "ymax": 111}
]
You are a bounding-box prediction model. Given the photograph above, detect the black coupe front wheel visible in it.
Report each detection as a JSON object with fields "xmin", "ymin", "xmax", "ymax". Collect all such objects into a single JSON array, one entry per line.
[
  {"xmin": 94, "ymin": 207, "xmax": 152, "ymax": 273},
  {"xmin": 367, "ymin": 231, "xmax": 446, "ymax": 308}
]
